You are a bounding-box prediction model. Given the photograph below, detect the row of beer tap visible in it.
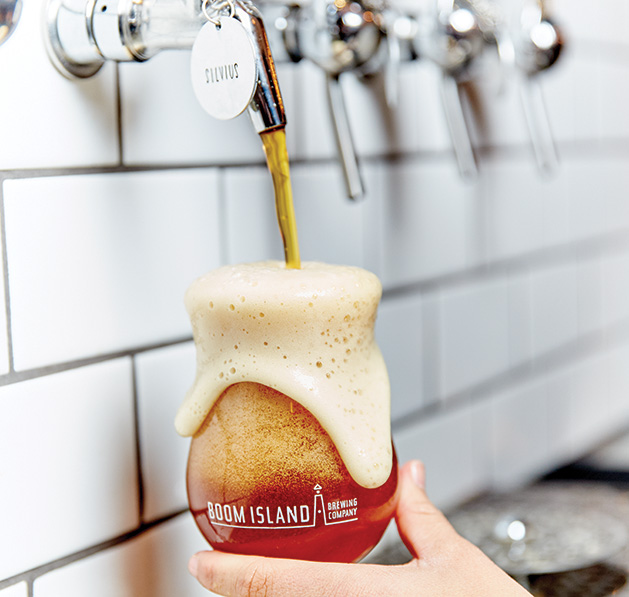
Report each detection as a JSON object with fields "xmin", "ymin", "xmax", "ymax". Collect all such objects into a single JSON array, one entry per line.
[
  {"xmin": 44, "ymin": 0, "xmax": 563, "ymax": 200},
  {"xmin": 270, "ymin": 0, "xmax": 563, "ymax": 198}
]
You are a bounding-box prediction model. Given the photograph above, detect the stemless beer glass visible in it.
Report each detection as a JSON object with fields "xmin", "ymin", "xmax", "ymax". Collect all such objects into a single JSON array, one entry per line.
[{"xmin": 176, "ymin": 261, "xmax": 399, "ymax": 563}]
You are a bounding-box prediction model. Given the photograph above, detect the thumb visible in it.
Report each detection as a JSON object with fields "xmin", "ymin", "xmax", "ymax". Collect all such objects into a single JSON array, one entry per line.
[{"xmin": 395, "ymin": 460, "xmax": 459, "ymax": 559}]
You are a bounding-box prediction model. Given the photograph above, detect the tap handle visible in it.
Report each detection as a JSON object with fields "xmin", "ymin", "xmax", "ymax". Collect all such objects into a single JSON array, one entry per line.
[
  {"xmin": 381, "ymin": 11, "xmax": 418, "ymax": 110},
  {"xmin": 0, "ymin": 0, "xmax": 22, "ymax": 46},
  {"xmin": 519, "ymin": 73, "xmax": 558, "ymax": 175},
  {"xmin": 44, "ymin": 0, "xmax": 286, "ymax": 134},
  {"xmin": 235, "ymin": 0, "xmax": 286, "ymax": 133},
  {"xmin": 440, "ymin": 73, "xmax": 478, "ymax": 180},
  {"xmin": 422, "ymin": 2, "xmax": 483, "ymax": 180},
  {"xmin": 382, "ymin": 12, "xmax": 404, "ymax": 109},
  {"xmin": 515, "ymin": 3, "xmax": 563, "ymax": 175},
  {"xmin": 281, "ymin": 0, "xmax": 385, "ymax": 200},
  {"xmin": 326, "ymin": 75, "xmax": 365, "ymax": 201}
]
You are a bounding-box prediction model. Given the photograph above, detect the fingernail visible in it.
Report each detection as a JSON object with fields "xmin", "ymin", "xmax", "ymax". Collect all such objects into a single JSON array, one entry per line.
[
  {"xmin": 188, "ymin": 554, "xmax": 199, "ymax": 578},
  {"xmin": 410, "ymin": 460, "xmax": 425, "ymax": 489}
]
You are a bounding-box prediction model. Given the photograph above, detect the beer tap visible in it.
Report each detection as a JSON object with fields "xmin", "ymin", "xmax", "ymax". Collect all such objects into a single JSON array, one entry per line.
[
  {"xmin": 0, "ymin": 0, "xmax": 22, "ymax": 46},
  {"xmin": 44, "ymin": 0, "xmax": 286, "ymax": 134},
  {"xmin": 379, "ymin": 7, "xmax": 418, "ymax": 110},
  {"xmin": 416, "ymin": 0, "xmax": 486, "ymax": 181},
  {"xmin": 513, "ymin": 0, "xmax": 563, "ymax": 175},
  {"xmin": 281, "ymin": 0, "xmax": 387, "ymax": 201}
]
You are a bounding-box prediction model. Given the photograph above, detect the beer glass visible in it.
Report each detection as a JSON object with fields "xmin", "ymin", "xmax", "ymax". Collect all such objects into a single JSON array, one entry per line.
[{"xmin": 176, "ymin": 261, "xmax": 399, "ymax": 563}]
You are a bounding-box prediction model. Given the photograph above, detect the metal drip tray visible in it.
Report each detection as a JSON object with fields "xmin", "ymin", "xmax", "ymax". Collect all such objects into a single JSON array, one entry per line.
[
  {"xmin": 448, "ymin": 483, "xmax": 629, "ymax": 595},
  {"xmin": 449, "ymin": 484, "xmax": 628, "ymax": 576}
]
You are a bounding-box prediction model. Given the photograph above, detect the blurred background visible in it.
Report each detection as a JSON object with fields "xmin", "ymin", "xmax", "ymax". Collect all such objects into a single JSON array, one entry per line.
[{"xmin": 2, "ymin": 0, "xmax": 629, "ymax": 595}]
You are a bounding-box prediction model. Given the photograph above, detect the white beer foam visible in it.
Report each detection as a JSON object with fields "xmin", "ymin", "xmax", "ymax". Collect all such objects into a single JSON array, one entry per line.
[{"xmin": 175, "ymin": 261, "xmax": 392, "ymax": 489}]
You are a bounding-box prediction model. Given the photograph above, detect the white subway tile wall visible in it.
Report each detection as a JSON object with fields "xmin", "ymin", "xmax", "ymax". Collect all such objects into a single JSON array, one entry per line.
[
  {"xmin": 2, "ymin": 0, "xmax": 629, "ymax": 594},
  {"xmin": 576, "ymin": 255, "xmax": 604, "ymax": 336},
  {"xmin": 0, "ymin": 1, "xmax": 119, "ymax": 170},
  {"xmin": 375, "ymin": 293, "xmax": 424, "ymax": 420},
  {"xmin": 290, "ymin": 162, "xmax": 368, "ymax": 266},
  {"xmin": 609, "ymin": 343, "xmax": 629, "ymax": 423},
  {"xmin": 440, "ymin": 279, "xmax": 510, "ymax": 397},
  {"xmin": 135, "ymin": 342, "xmax": 197, "ymax": 522},
  {"xmin": 569, "ymin": 354, "xmax": 612, "ymax": 453},
  {"xmin": 376, "ymin": 160, "xmax": 474, "ymax": 287},
  {"xmin": 222, "ymin": 166, "xmax": 284, "ymax": 264},
  {"xmin": 603, "ymin": 250, "xmax": 629, "ymax": 326},
  {"xmin": 506, "ymin": 273, "xmax": 532, "ymax": 367},
  {"xmin": 491, "ymin": 379, "xmax": 550, "ymax": 490},
  {"xmin": 395, "ymin": 404, "xmax": 481, "ymax": 511},
  {"xmin": 529, "ymin": 263, "xmax": 579, "ymax": 358},
  {"xmin": 0, "ymin": 360, "xmax": 139, "ymax": 580},
  {"xmin": 546, "ymin": 365, "xmax": 577, "ymax": 466},
  {"xmin": 4, "ymin": 170, "xmax": 222, "ymax": 370},
  {"xmin": 0, "ymin": 583, "xmax": 27, "ymax": 597},
  {"xmin": 485, "ymin": 158, "xmax": 545, "ymax": 261}
]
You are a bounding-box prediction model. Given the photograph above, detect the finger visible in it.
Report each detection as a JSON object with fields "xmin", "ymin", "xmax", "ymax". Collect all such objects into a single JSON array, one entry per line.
[
  {"xmin": 395, "ymin": 460, "xmax": 459, "ymax": 559},
  {"xmin": 188, "ymin": 550, "xmax": 391, "ymax": 597}
]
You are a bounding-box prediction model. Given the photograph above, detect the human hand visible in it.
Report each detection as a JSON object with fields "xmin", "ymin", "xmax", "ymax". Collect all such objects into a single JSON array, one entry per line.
[{"xmin": 188, "ymin": 460, "xmax": 531, "ymax": 596}]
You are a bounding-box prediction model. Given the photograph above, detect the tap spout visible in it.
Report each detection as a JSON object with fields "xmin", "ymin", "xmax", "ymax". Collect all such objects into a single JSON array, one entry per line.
[
  {"xmin": 44, "ymin": 0, "xmax": 286, "ymax": 132},
  {"xmin": 233, "ymin": 0, "xmax": 286, "ymax": 133}
]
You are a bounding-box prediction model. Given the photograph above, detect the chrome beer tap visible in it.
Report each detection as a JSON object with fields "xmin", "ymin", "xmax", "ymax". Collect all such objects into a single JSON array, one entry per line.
[
  {"xmin": 513, "ymin": 0, "xmax": 563, "ymax": 175},
  {"xmin": 415, "ymin": 0, "xmax": 487, "ymax": 180},
  {"xmin": 0, "ymin": 0, "xmax": 21, "ymax": 46},
  {"xmin": 281, "ymin": 0, "xmax": 387, "ymax": 200},
  {"xmin": 44, "ymin": 0, "xmax": 286, "ymax": 133}
]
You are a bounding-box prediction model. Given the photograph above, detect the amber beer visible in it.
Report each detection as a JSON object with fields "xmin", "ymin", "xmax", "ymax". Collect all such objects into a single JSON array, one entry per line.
[
  {"xmin": 176, "ymin": 261, "xmax": 399, "ymax": 562},
  {"xmin": 187, "ymin": 382, "xmax": 398, "ymax": 562}
]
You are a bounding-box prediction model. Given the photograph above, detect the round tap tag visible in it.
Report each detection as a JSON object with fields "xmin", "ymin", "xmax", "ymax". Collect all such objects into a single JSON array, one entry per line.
[{"xmin": 191, "ymin": 19, "xmax": 258, "ymax": 121}]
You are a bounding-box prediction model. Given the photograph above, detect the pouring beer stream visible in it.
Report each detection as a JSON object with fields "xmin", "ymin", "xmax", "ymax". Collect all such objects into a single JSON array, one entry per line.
[
  {"xmin": 191, "ymin": 0, "xmax": 301, "ymax": 269},
  {"xmin": 260, "ymin": 129, "xmax": 301, "ymax": 269}
]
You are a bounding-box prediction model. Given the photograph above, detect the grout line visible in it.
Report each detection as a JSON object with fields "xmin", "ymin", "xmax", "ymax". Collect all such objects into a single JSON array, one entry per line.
[
  {"xmin": 0, "ymin": 163, "xmax": 231, "ymax": 181},
  {"xmin": 0, "ymin": 176, "xmax": 14, "ymax": 373},
  {"xmin": 0, "ymin": 336, "xmax": 192, "ymax": 387},
  {"xmin": 0, "ymin": 509, "xmax": 189, "ymax": 590},
  {"xmin": 3, "ymin": 136, "xmax": 629, "ymax": 181},
  {"xmin": 115, "ymin": 63, "xmax": 125, "ymax": 167},
  {"xmin": 131, "ymin": 354, "xmax": 146, "ymax": 524},
  {"xmin": 381, "ymin": 229, "xmax": 629, "ymax": 301}
]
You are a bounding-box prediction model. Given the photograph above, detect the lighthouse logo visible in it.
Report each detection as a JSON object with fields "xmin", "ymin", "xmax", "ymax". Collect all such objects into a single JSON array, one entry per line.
[{"xmin": 206, "ymin": 484, "xmax": 359, "ymax": 529}]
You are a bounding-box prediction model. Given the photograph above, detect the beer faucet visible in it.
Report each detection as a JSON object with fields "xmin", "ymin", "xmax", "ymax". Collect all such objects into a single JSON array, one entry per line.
[
  {"xmin": 513, "ymin": 0, "xmax": 563, "ymax": 175},
  {"xmin": 415, "ymin": 0, "xmax": 487, "ymax": 181},
  {"xmin": 280, "ymin": 0, "xmax": 387, "ymax": 201},
  {"xmin": 0, "ymin": 0, "xmax": 21, "ymax": 46},
  {"xmin": 44, "ymin": 0, "xmax": 285, "ymax": 134}
]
